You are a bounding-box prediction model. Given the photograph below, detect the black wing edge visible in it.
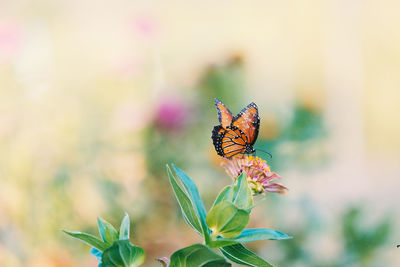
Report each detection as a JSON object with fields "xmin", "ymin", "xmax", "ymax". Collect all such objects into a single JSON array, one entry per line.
[
  {"xmin": 214, "ymin": 98, "xmax": 233, "ymax": 125},
  {"xmin": 232, "ymin": 102, "xmax": 258, "ymax": 122},
  {"xmin": 211, "ymin": 125, "xmax": 225, "ymax": 156},
  {"xmin": 251, "ymin": 116, "xmax": 260, "ymax": 146}
]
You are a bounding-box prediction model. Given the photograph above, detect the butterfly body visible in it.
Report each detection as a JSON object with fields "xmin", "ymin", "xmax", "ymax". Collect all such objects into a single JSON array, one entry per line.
[{"xmin": 212, "ymin": 99, "xmax": 260, "ymax": 158}]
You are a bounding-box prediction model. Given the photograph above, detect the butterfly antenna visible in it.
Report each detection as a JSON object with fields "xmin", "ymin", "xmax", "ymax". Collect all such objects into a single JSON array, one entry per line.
[{"xmin": 254, "ymin": 148, "xmax": 272, "ymax": 159}]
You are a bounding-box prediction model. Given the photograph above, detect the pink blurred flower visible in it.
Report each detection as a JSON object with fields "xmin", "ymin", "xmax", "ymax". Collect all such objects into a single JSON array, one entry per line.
[
  {"xmin": 0, "ymin": 21, "xmax": 22, "ymax": 60},
  {"xmin": 131, "ymin": 16, "xmax": 158, "ymax": 38},
  {"xmin": 221, "ymin": 155, "xmax": 287, "ymax": 195},
  {"xmin": 155, "ymin": 98, "xmax": 188, "ymax": 132}
]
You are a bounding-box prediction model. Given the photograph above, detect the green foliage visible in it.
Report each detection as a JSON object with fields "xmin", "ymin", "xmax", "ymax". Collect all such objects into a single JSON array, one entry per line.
[
  {"xmin": 64, "ymin": 161, "xmax": 290, "ymax": 266},
  {"xmin": 102, "ymin": 240, "xmax": 145, "ymax": 267},
  {"xmin": 119, "ymin": 213, "xmax": 130, "ymax": 240},
  {"xmin": 91, "ymin": 248, "xmax": 103, "ymax": 262},
  {"xmin": 231, "ymin": 172, "xmax": 253, "ymax": 210},
  {"xmin": 206, "ymin": 201, "xmax": 250, "ymax": 239},
  {"xmin": 212, "ymin": 173, "xmax": 254, "ymax": 211},
  {"xmin": 167, "ymin": 166, "xmax": 203, "ymax": 234},
  {"xmin": 219, "ymin": 228, "xmax": 290, "ymax": 243},
  {"xmin": 257, "ymin": 103, "xmax": 328, "ymax": 171},
  {"xmin": 171, "ymin": 164, "xmax": 208, "ymax": 224},
  {"xmin": 63, "ymin": 230, "xmax": 108, "ymax": 251},
  {"xmin": 212, "ymin": 186, "xmax": 234, "ymax": 208},
  {"xmin": 168, "ymin": 164, "xmax": 211, "ymax": 243},
  {"xmin": 169, "ymin": 244, "xmax": 231, "ymax": 267},
  {"xmin": 342, "ymin": 207, "xmax": 391, "ymax": 266},
  {"xmin": 273, "ymin": 203, "xmax": 392, "ymax": 267},
  {"xmin": 64, "ymin": 214, "xmax": 145, "ymax": 267},
  {"xmin": 207, "ymin": 173, "xmax": 254, "ymax": 240},
  {"xmin": 167, "ymin": 164, "xmax": 291, "ymax": 266},
  {"xmin": 209, "ymin": 228, "xmax": 291, "ymax": 248},
  {"xmin": 220, "ymin": 244, "xmax": 273, "ymax": 267},
  {"xmin": 285, "ymin": 104, "xmax": 325, "ymax": 142},
  {"xmin": 98, "ymin": 217, "xmax": 119, "ymax": 245}
]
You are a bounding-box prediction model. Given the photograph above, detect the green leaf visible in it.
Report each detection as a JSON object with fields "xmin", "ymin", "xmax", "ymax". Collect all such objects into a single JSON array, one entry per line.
[
  {"xmin": 171, "ymin": 164, "xmax": 207, "ymax": 223},
  {"xmin": 213, "ymin": 186, "xmax": 233, "ymax": 208},
  {"xmin": 98, "ymin": 217, "xmax": 119, "ymax": 245},
  {"xmin": 206, "ymin": 201, "xmax": 249, "ymax": 238},
  {"xmin": 210, "ymin": 228, "xmax": 291, "ymax": 247},
  {"xmin": 169, "ymin": 244, "xmax": 231, "ymax": 267},
  {"xmin": 102, "ymin": 240, "xmax": 145, "ymax": 267},
  {"xmin": 167, "ymin": 166, "xmax": 202, "ymax": 234},
  {"xmin": 170, "ymin": 164, "xmax": 211, "ymax": 243},
  {"xmin": 227, "ymin": 228, "xmax": 291, "ymax": 242},
  {"xmin": 220, "ymin": 244, "xmax": 273, "ymax": 267},
  {"xmin": 63, "ymin": 229, "xmax": 108, "ymax": 251},
  {"xmin": 90, "ymin": 247, "xmax": 103, "ymax": 262},
  {"xmin": 119, "ymin": 213, "xmax": 130, "ymax": 240},
  {"xmin": 232, "ymin": 173, "xmax": 253, "ymax": 210},
  {"xmin": 208, "ymin": 240, "xmax": 238, "ymax": 248}
]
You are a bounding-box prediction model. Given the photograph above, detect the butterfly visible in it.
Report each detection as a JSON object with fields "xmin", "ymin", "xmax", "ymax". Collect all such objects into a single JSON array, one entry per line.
[{"xmin": 212, "ymin": 98, "xmax": 260, "ymax": 158}]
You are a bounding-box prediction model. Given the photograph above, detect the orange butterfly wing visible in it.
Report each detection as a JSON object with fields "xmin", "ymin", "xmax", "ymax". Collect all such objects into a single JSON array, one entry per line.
[
  {"xmin": 220, "ymin": 128, "xmax": 247, "ymax": 157},
  {"xmin": 215, "ymin": 98, "xmax": 233, "ymax": 128},
  {"xmin": 231, "ymin": 102, "xmax": 259, "ymax": 145},
  {"xmin": 212, "ymin": 100, "xmax": 260, "ymax": 158}
]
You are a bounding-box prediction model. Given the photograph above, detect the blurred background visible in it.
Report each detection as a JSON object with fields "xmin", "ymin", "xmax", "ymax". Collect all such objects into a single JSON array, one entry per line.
[{"xmin": 0, "ymin": 1, "xmax": 399, "ymax": 266}]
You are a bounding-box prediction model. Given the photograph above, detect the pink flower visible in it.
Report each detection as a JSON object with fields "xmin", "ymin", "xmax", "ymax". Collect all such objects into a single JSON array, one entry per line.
[
  {"xmin": 155, "ymin": 98, "xmax": 188, "ymax": 132},
  {"xmin": 221, "ymin": 155, "xmax": 287, "ymax": 195}
]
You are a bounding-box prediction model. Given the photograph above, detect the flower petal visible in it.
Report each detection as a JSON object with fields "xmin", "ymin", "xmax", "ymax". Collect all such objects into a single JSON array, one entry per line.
[{"xmin": 263, "ymin": 183, "xmax": 288, "ymax": 194}]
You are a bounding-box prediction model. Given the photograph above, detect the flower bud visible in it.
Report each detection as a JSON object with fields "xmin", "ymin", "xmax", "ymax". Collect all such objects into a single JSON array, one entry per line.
[{"xmin": 206, "ymin": 201, "xmax": 250, "ymax": 238}]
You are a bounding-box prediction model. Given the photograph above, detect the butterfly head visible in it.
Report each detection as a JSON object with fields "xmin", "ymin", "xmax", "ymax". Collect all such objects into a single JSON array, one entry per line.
[{"xmin": 244, "ymin": 144, "xmax": 255, "ymax": 154}]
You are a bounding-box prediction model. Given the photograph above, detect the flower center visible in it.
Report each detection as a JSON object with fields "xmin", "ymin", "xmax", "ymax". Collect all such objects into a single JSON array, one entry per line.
[{"xmin": 248, "ymin": 180, "xmax": 264, "ymax": 195}]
